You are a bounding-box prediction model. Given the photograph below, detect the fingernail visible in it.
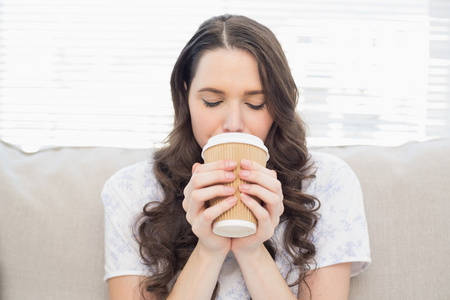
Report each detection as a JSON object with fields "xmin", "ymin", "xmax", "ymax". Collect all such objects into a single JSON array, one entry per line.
[
  {"xmin": 240, "ymin": 170, "xmax": 250, "ymax": 177},
  {"xmin": 226, "ymin": 172, "xmax": 235, "ymax": 179},
  {"xmin": 240, "ymin": 184, "xmax": 251, "ymax": 191},
  {"xmin": 227, "ymin": 196, "xmax": 237, "ymax": 204},
  {"xmin": 241, "ymin": 159, "xmax": 251, "ymax": 167},
  {"xmin": 226, "ymin": 160, "xmax": 237, "ymax": 168},
  {"xmin": 225, "ymin": 186, "xmax": 235, "ymax": 193},
  {"xmin": 240, "ymin": 193, "xmax": 248, "ymax": 201}
]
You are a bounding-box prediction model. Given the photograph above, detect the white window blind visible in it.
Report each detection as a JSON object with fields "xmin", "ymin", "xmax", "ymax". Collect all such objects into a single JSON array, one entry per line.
[{"xmin": 0, "ymin": 0, "xmax": 449, "ymax": 152}]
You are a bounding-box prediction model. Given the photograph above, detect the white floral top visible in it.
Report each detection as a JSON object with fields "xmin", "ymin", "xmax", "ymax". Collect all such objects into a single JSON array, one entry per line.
[{"xmin": 102, "ymin": 151, "xmax": 371, "ymax": 298}]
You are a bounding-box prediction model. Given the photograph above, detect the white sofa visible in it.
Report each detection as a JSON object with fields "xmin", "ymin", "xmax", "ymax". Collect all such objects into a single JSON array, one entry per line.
[{"xmin": 1, "ymin": 139, "xmax": 449, "ymax": 300}]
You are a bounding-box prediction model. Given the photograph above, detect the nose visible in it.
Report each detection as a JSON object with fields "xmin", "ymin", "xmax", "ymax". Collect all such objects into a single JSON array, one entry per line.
[{"xmin": 222, "ymin": 105, "xmax": 244, "ymax": 133}]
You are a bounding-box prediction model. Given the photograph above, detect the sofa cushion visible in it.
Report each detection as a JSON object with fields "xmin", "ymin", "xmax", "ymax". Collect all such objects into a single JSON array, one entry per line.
[
  {"xmin": 318, "ymin": 139, "xmax": 450, "ymax": 299},
  {"xmin": 0, "ymin": 142, "xmax": 150, "ymax": 300},
  {"xmin": 1, "ymin": 138, "xmax": 449, "ymax": 299}
]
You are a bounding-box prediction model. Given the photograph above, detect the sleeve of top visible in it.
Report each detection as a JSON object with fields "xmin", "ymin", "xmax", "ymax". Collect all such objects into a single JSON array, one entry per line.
[
  {"xmin": 308, "ymin": 152, "xmax": 371, "ymax": 277},
  {"xmin": 101, "ymin": 160, "xmax": 156, "ymax": 281}
]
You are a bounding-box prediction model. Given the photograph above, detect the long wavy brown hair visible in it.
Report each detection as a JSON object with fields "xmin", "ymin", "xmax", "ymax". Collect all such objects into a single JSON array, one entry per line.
[{"xmin": 136, "ymin": 14, "xmax": 320, "ymax": 299}]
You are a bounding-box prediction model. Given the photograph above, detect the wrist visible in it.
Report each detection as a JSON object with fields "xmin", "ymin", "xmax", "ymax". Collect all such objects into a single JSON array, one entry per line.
[
  {"xmin": 233, "ymin": 243, "xmax": 266, "ymax": 264},
  {"xmin": 196, "ymin": 241, "xmax": 229, "ymax": 262}
]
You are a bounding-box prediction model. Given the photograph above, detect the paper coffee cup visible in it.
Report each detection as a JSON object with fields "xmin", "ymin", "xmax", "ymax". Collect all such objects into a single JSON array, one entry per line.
[{"xmin": 201, "ymin": 133, "xmax": 269, "ymax": 238}]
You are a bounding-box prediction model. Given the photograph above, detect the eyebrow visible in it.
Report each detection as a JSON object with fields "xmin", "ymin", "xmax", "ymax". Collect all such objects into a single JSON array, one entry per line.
[{"xmin": 197, "ymin": 87, "xmax": 264, "ymax": 96}]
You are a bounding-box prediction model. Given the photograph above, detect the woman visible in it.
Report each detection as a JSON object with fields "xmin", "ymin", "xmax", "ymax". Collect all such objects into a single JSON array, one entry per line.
[{"xmin": 102, "ymin": 14, "xmax": 371, "ymax": 299}]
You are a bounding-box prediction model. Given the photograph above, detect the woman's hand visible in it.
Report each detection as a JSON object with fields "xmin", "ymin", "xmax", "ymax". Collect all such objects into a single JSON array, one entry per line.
[
  {"xmin": 231, "ymin": 159, "xmax": 284, "ymax": 255},
  {"xmin": 182, "ymin": 159, "xmax": 238, "ymax": 255}
]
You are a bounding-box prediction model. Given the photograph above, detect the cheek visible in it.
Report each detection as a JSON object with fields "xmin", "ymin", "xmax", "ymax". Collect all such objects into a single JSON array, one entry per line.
[
  {"xmin": 189, "ymin": 105, "xmax": 215, "ymax": 147},
  {"xmin": 191, "ymin": 107, "xmax": 210, "ymax": 128},
  {"xmin": 250, "ymin": 113, "xmax": 274, "ymax": 141}
]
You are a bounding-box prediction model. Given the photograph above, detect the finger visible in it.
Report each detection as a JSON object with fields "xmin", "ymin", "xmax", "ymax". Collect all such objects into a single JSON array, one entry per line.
[
  {"xmin": 240, "ymin": 193, "xmax": 277, "ymax": 234},
  {"xmin": 182, "ymin": 197, "xmax": 188, "ymax": 212},
  {"xmin": 239, "ymin": 183, "xmax": 284, "ymax": 217},
  {"xmin": 239, "ymin": 169, "xmax": 281, "ymax": 194},
  {"xmin": 190, "ymin": 170, "xmax": 236, "ymax": 190},
  {"xmin": 195, "ymin": 159, "xmax": 237, "ymax": 174},
  {"xmin": 190, "ymin": 185, "xmax": 236, "ymax": 207},
  {"xmin": 240, "ymin": 159, "xmax": 276, "ymax": 178},
  {"xmin": 184, "ymin": 161, "xmax": 238, "ymax": 212},
  {"xmin": 183, "ymin": 184, "xmax": 235, "ymax": 213},
  {"xmin": 192, "ymin": 162, "xmax": 201, "ymax": 174},
  {"xmin": 239, "ymin": 183, "xmax": 278, "ymax": 206},
  {"xmin": 202, "ymin": 196, "xmax": 237, "ymax": 223},
  {"xmin": 185, "ymin": 166, "xmax": 232, "ymax": 198}
]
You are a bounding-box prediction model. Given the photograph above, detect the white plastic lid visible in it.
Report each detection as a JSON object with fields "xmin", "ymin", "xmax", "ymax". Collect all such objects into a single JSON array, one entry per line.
[
  {"xmin": 201, "ymin": 132, "xmax": 269, "ymax": 160},
  {"xmin": 213, "ymin": 220, "xmax": 257, "ymax": 238}
]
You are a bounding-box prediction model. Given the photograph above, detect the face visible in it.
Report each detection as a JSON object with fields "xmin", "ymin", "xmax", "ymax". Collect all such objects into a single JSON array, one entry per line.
[{"xmin": 188, "ymin": 48, "xmax": 274, "ymax": 148}]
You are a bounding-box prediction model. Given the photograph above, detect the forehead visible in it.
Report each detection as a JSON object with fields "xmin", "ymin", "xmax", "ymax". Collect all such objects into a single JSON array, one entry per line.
[{"xmin": 192, "ymin": 48, "xmax": 262, "ymax": 89}]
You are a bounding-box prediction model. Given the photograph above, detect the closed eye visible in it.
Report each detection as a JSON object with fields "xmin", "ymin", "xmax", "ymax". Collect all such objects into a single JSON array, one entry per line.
[
  {"xmin": 202, "ymin": 98, "xmax": 223, "ymax": 108},
  {"xmin": 247, "ymin": 102, "xmax": 266, "ymax": 110}
]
